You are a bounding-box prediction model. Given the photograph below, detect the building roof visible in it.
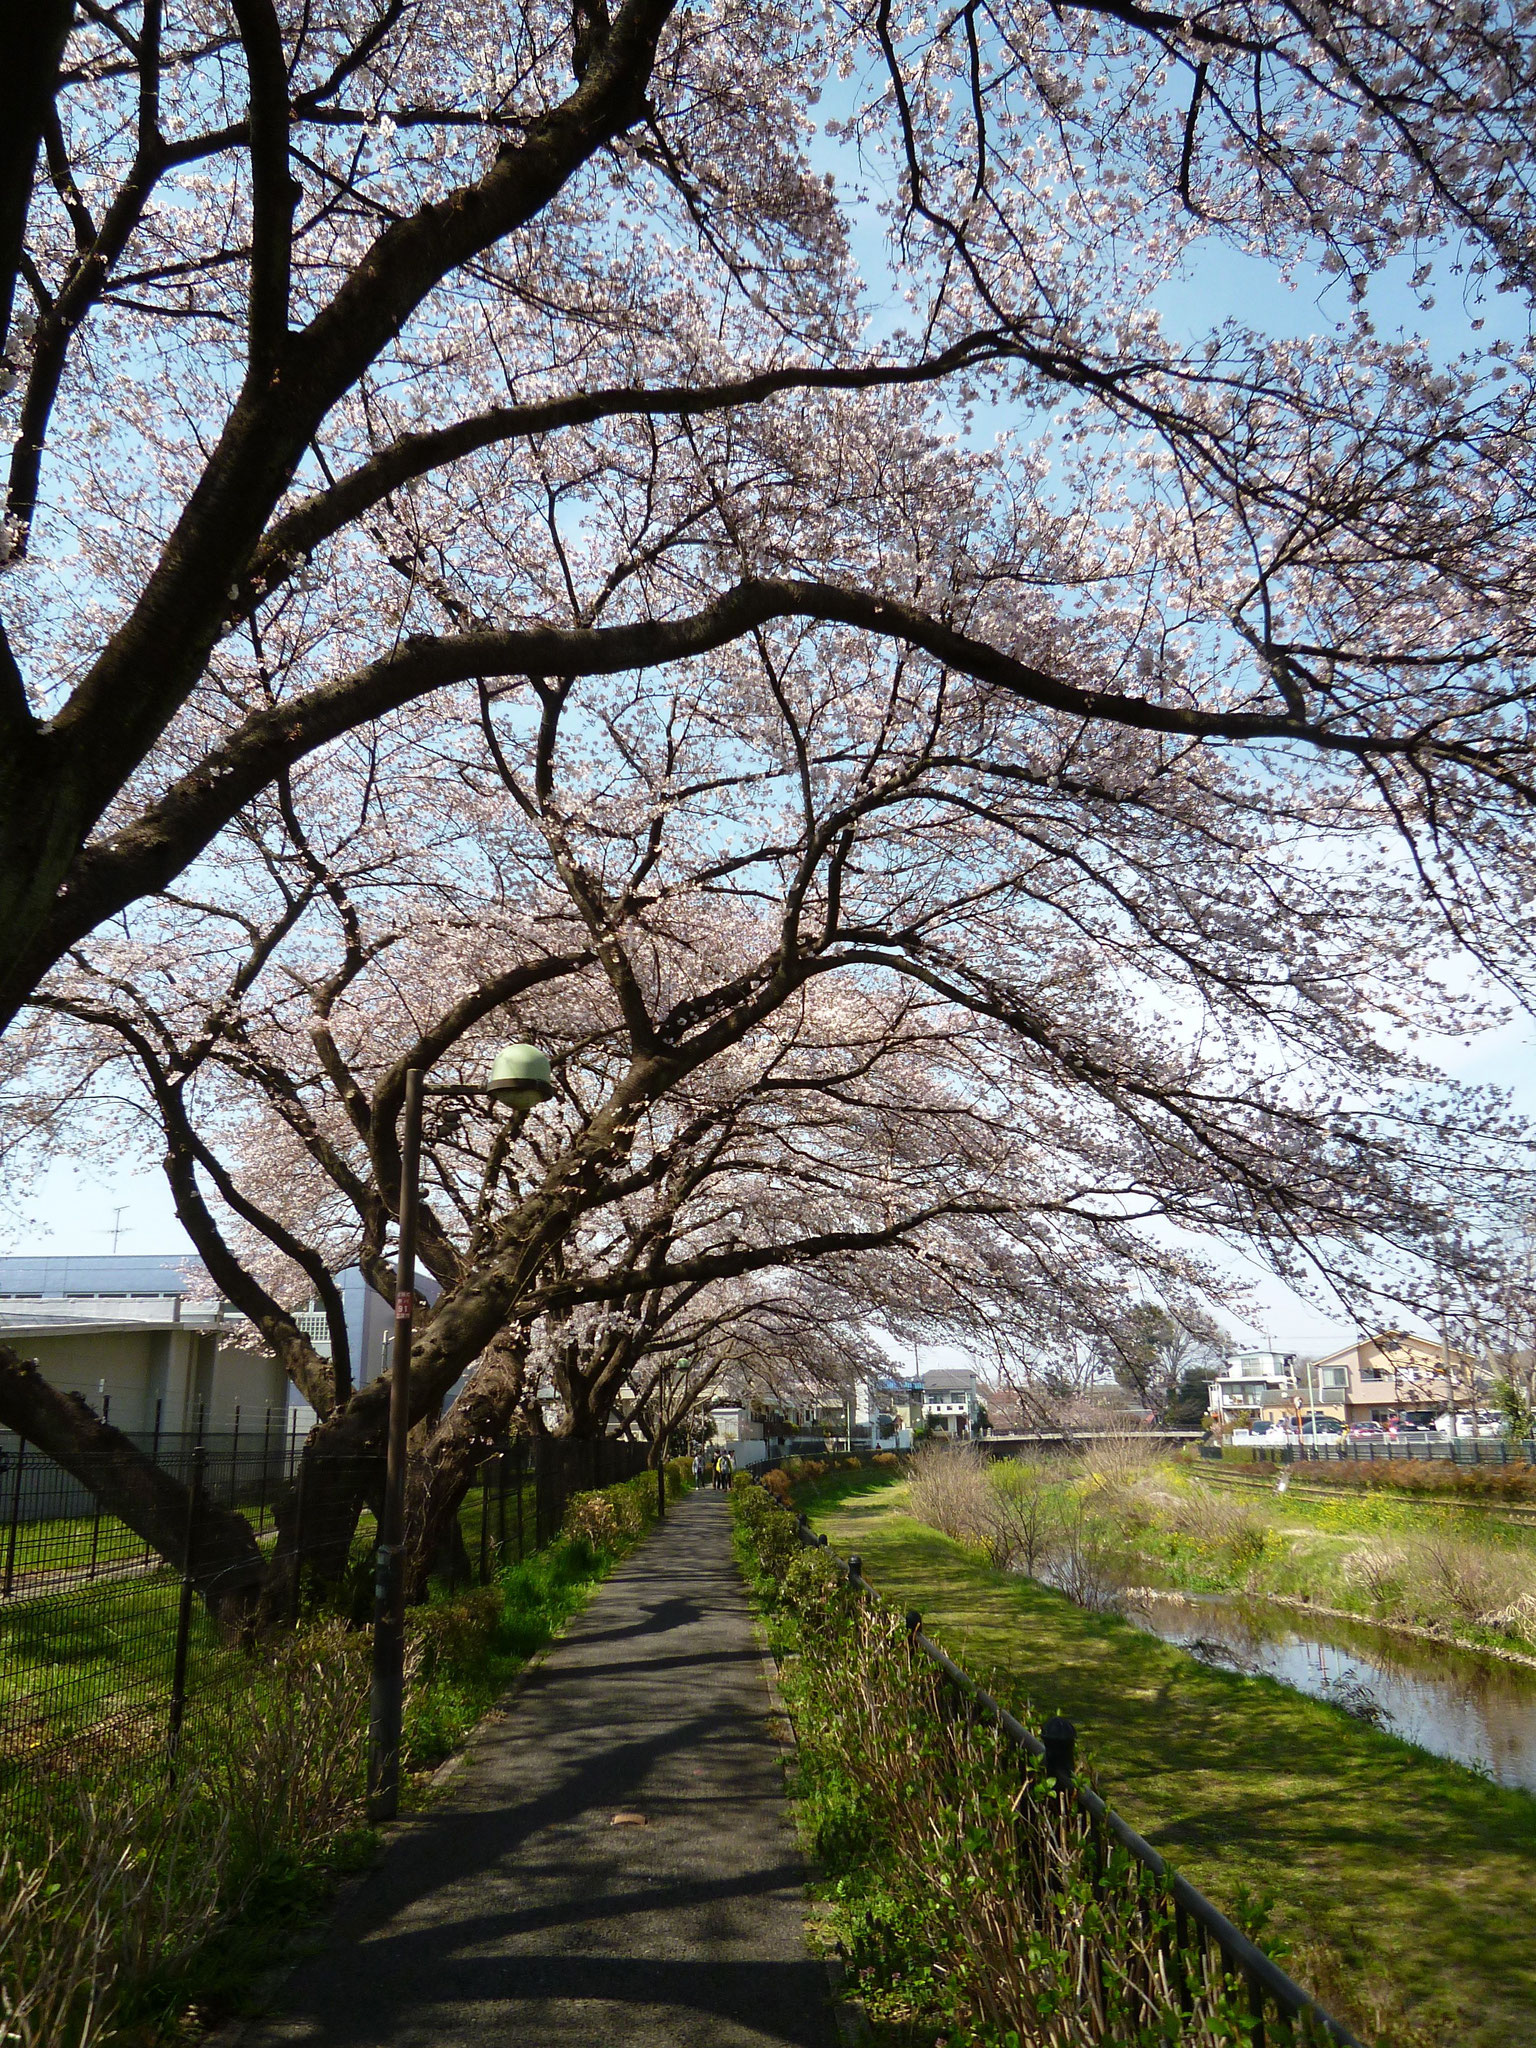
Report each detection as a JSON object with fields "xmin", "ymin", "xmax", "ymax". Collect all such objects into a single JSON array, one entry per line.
[
  {"xmin": 923, "ymin": 1368, "xmax": 980, "ymax": 1393},
  {"xmin": 0, "ymin": 1252, "xmax": 203, "ymax": 1297}
]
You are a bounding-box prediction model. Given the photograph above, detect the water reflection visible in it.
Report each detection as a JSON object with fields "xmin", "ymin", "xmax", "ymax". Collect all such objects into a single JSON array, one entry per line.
[{"xmin": 1125, "ymin": 1590, "xmax": 1536, "ymax": 1794}]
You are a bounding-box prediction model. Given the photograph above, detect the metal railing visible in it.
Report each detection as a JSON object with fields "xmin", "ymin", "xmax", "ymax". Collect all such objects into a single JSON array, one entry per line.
[
  {"xmin": 1239, "ymin": 1436, "xmax": 1536, "ymax": 1467},
  {"xmin": 762, "ymin": 1480, "xmax": 1362, "ymax": 2048}
]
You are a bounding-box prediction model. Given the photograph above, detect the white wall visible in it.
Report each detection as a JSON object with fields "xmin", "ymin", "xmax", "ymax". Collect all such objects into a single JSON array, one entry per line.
[{"xmin": 10, "ymin": 1325, "xmax": 287, "ymax": 1433}]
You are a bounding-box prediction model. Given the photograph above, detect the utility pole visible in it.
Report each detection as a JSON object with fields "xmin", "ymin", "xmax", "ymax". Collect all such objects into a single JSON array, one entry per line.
[
  {"xmin": 1440, "ymin": 1280, "xmax": 1459, "ymax": 1442},
  {"xmin": 656, "ymin": 1359, "xmax": 667, "ymax": 1521}
]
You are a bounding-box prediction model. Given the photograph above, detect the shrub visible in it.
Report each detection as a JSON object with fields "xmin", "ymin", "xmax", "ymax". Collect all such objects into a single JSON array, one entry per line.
[
  {"xmin": 563, "ymin": 1490, "xmax": 622, "ymax": 1548},
  {"xmin": 1415, "ymin": 1535, "xmax": 1528, "ymax": 1628},
  {"xmin": 905, "ymin": 1442, "xmax": 994, "ymax": 1543},
  {"xmin": 733, "ymin": 1481, "xmax": 801, "ymax": 1588},
  {"xmin": 3, "ymin": 1629, "xmax": 375, "ymax": 2047},
  {"xmin": 1076, "ymin": 1433, "xmax": 1160, "ymax": 1494},
  {"xmin": 1283, "ymin": 1458, "xmax": 1536, "ymax": 1503},
  {"xmin": 1340, "ymin": 1541, "xmax": 1411, "ymax": 1611},
  {"xmin": 871, "ymin": 1451, "xmax": 901, "ymax": 1470},
  {"xmin": 1049, "ymin": 1499, "xmax": 1123, "ymax": 1612},
  {"xmin": 985, "ymin": 1460, "xmax": 1060, "ymax": 1574},
  {"xmin": 1162, "ymin": 1482, "xmax": 1270, "ymax": 1568},
  {"xmin": 207, "ymin": 1620, "xmax": 370, "ymax": 1873},
  {"xmin": 1, "ymin": 1817, "xmax": 142, "ymax": 2048}
]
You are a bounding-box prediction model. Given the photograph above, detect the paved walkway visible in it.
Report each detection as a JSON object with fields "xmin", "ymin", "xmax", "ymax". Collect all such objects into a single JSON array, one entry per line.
[{"xmin": 246, "ymin": 1491, "xmax": 835, "ymax": 2048}]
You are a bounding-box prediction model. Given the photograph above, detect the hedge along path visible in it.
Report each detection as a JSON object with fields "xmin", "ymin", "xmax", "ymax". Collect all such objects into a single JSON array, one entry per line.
[{"xmin": 810, "ymin": 1478, "xmax": 1536, "ymax": 2048}]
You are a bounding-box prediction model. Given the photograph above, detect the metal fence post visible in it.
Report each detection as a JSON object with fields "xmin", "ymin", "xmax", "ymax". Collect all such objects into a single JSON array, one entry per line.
[
  {"xmin": 289, "ymin": 1454, "xmax": 308, "ymax": 1628},
  {"xmin": 479, "ymin": 1461, "xmax": 491, "ymax": 1584},
  {"xmin": 143, "ymin": 1398, "xmax": 163, "ymax": 1568},
  {"xmin": 516, "ymin": 1439, "xmax": 526, "ymax": 1561},
  {"xmin": 2, "ymin": 1439, "xmax": 24, "ymax": 1599},
  {"xmin": 257, "ymin": 1406, "xmax": 273, "ymax": 1534},
  {"xmin": 167, "ymin": 1441, "xmax": 205, "ymax": 1769}
]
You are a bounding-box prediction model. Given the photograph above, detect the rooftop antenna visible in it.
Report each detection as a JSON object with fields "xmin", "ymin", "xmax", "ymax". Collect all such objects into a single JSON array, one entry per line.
[{"xmin": 106, "ymin": 1205, "xmax": 128, "ymax": 1255}]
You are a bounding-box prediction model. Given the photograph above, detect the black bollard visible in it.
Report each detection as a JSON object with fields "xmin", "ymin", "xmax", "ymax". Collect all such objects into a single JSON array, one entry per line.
[{"xmin": 1041, "ymin": 1714, "xmax": 1076, "ymax": 1789}]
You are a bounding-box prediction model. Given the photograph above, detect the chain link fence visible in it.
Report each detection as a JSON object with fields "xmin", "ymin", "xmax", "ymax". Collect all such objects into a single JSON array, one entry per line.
[{"xmin": 0, "ymin": 1424, "xmax": 655, "ymax": 1835}]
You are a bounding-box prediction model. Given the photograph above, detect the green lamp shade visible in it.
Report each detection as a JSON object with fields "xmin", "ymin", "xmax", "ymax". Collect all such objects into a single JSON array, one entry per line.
[{"xmin": 488, "ymin": 1043, "xmax": 555, "ymax": 1107}]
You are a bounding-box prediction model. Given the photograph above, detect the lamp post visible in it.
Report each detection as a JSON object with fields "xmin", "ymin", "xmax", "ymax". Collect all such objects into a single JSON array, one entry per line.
[
  {"xmin": 367, "ymin": 1042, "xmax": 554, "ymax": 1822},
  {"xmin": 656, "ymin": 1358, "xmax": 668, "ymax": 1521}
]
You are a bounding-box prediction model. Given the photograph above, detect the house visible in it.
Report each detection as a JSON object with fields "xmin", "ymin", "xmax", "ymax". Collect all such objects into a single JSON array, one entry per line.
[
  {"xmin": 876, "ymin": 1377, "xmax": 925, "ymax": 1437},
  {"xmin": 1208, "ymin": 1350, "xmax": 1299, "ymax": 1431},
  {"xmin": 921, "ymin": 1367, "xmax": 984, "ymax": 1438},
  {"xmin": 1290, "ymin": 1333, "xmax": 1480, "ymax": 1429},
  {"xmin": 979, "ymin": 1380, "xmax": 1027, "ymax": 1434}
]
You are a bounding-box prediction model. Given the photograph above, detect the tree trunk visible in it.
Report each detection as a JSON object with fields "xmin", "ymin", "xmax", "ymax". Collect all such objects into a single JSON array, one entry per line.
[
  {"xmin": 402, "ymin": 1329, "xmax": 531, "ymax": 1601},
  {"xmin": 253, "ymin": 1436, "xmax": 380, "ymax": 1629}
]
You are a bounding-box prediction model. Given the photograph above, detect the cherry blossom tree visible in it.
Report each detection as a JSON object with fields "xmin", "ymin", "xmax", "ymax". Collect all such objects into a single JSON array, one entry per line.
[
  {"xmin": 2, "ymin": 0, "xmax": 1536, "ymax": 1047},
  {"xmin": 5, "ymin": 1, "xmax": 1536, "ymax": 1613},
  {"xmin": 5, "ymin": 606, "xmax": 1525, "ymax": 1610}
]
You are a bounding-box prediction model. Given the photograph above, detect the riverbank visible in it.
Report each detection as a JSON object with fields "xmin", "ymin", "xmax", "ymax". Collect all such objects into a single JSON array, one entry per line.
[
  {"xmin": 810, "ymin": 1473, "xmax": 1536, "ymax": 2048},
  {"xmin": 1113, "ymin": 1461, "xmax": 1536, "ymax": 1665}
]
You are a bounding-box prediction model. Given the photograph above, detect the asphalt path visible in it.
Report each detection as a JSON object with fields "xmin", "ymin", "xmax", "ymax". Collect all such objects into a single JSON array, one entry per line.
[{"xmin": 242, "ymin": 1488, "xmax": 836, "ymax": 2048}]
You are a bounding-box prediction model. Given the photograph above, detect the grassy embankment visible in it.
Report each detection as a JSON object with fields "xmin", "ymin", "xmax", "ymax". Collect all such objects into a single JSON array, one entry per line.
[
  {"xmin": 1107, "ymin": 1461, "xmax": 1536, "ymax": 1661},
  {"xmin": 739, "ymin": 1474, "xmax": 1317, "ymax": 2048},
  {"xmin": 2, "ymin": 1466, "xmax": 686, "ymax": 2048},
  {"xmin": 803, "ymin": 1467, "xmax": 1536, "ymax": 2048}
]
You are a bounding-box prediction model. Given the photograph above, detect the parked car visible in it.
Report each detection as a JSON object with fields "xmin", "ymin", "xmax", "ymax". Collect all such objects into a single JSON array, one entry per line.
[
  {"xmin": 1348, "ymin": 1423, "xmax": 1387, "ymax": 1440},
  {"xmin": 1435, "ymin": 1410, "xmax": 1507, "ymax": 1439}
]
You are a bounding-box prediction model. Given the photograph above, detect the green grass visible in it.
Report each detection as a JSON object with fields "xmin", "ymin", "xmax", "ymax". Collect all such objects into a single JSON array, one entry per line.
[
  {"xmin": 0, "ymin": 1481, "xmax": 551, "ymax": 1784},
  {"xmin": 1105, "ymin": 1462, "xmax": 1536, "ymax": 1662},
  {"xmin": 1191, "ymin": 1470, "xmax": 1536, "ymax": 1548},
  {"xmin": 810, "ymin": 1475, "xmax": 1536, "ymax": 2048}
]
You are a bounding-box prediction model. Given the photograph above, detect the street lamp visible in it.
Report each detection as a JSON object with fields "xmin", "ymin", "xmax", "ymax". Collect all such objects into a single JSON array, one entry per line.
[{"xmin": 368, "ymin": 1042, "xmax": 553, "ymax": 1822}]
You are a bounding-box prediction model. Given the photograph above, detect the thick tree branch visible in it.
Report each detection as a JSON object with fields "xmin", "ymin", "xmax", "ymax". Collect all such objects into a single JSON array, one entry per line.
[{"xmin": 0, "ymin": 1345, "xmax": 264, "ymax": 1614}]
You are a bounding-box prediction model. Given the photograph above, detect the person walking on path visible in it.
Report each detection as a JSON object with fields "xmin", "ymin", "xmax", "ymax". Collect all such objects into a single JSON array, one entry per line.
[{"xmin": 240, "ymin": 1489, "xmax": 834, "ymax": 2048}]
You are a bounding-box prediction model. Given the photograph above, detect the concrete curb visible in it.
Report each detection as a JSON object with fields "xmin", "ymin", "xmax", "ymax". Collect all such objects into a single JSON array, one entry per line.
[{"xmin": 750, "ymin": 1618, "xmax": 873, "ymax": 2048}]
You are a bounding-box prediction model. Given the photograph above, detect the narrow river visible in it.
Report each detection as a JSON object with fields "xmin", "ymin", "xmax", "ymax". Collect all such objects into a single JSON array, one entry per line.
[{"xmin": 1123, "ymin": 1589, "xmax": 1536, "ymax": 1794}]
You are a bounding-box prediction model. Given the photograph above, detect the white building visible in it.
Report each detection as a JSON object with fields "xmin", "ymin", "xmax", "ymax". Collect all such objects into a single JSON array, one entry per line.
[
  {"xmin": 0, "ymin": 1302, "xmax": 286, "ymax": 1434},
  {"xmin": 0, "ymin": 1253, "xmax": 287, "ymax": 1434},
  {"xmin": 922, "ymin": 1368, "xmax": 983, "ymax": 1438},
  {"xmin": 1207, "ymin": 1350, "xmax": 1299, "ymax": 1431}
]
